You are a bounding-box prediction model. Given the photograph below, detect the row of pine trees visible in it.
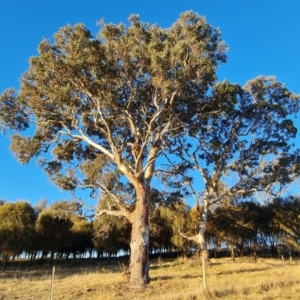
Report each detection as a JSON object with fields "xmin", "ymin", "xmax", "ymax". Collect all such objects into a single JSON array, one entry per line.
[{"xmin": 0, "ymin": 196, "xmax": 299, "ymax": 270}]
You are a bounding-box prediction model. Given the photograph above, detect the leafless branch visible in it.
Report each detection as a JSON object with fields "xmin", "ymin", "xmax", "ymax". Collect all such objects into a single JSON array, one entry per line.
[{"xmin": 178, "ymin": 230, "xmax": 198, "ymax": 243}]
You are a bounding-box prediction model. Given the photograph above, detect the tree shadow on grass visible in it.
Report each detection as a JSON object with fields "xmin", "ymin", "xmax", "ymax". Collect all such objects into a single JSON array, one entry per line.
[
  {"xmin": 151, "ymin": 273, "xmax": 200, "ymax": 281},
  {"xmin": 151, "ymin": 275, "xmax": 174, "ymax": 281},
  {"xmin": 0, "ymin": 259, "xmax": 123, "ymax": 280},
  {"xmin": 150, "ymin": 264, "xmax": 172, "ymax": 270},
  {"xmin": 216, "ymin": 266, "xmax": 269, "ymax": 276}
]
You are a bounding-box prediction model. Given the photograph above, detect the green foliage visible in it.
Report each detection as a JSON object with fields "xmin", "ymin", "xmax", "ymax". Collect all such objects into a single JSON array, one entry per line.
[
  {"xmin": 0, "ymin": 11, "xmax": 227, "ymax": 196},
  {"xmin": 10, "ymin": 135, "xmax": 41, "ymax": 164},
  {"xmin": 0, "ymin": 197, "xmax": 298, "ymax": 260},
  {"xmin": 0, "ymin": 89, "xmax": 29, "ymax": 132},
  {"xmin": 158, "ymin": 202, "xmax": 193, "ymax": 251},
  {"xmin": 213, "ymin": 204, "xmax": 258, "ymax": 247},
  {"xmin": 35, "ymin": 209, "xmax": 73, "ymax": 256},
  {"xmin": 167, "ymin": 74, "xmax": 300, "ymax": 257},
  {"xmin": 0, "ymin": 202, "xmax": 36, "ymax": 261},
  {"xmin": 93, "ymin": 214, "xmax": 131, "ymax": 255},
  {"xmin": 51, "ymin": 200, "xmax": 83, "ymax": 218},
  {"xmin": 269, "ymin": 196, "xmax": 300, "ymax": 250},
  {"xmin": 70, "ymin": 216, "xmax": 94, "ymax": 256},
  {"xmin": 210, "ymin": 197, "xmax": 300, "ymax": 255}
]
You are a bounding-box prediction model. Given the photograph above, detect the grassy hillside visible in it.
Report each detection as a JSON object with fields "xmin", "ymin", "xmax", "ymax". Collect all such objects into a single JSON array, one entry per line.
[{"xmin": 0, "ymin": 256, "xmax": 299, "ymax": 299}]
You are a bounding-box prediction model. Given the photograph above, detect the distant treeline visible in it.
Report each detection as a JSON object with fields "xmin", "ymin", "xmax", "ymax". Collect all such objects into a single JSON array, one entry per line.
[{"xmin": 0, "ymin": 196, "xmax": 299, "ymax": 270}]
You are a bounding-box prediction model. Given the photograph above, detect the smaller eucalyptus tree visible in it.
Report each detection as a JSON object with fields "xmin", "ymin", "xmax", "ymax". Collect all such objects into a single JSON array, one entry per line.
[{"xmin": 167, "ymin": 77, "xmax": 300, "ymax": 291}]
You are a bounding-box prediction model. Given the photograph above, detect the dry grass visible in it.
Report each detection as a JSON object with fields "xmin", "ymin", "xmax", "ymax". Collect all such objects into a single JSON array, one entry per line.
[{"xmin": 0, "ymin": 256, "xmax": 299, "ymax": 299}]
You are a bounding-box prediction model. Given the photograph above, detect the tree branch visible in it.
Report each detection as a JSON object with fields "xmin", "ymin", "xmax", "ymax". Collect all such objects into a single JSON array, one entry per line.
[
  {"xmin": 98, "ymin": 184, "xmax": 131, "ymax": 219},
  {"xmin": 178, "ymin": 230, "xmax": 198, "ymax": 243}
]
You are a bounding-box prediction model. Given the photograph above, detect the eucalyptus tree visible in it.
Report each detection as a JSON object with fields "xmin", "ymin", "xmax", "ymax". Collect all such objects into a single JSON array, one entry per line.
[
  {"xmin": 168, "ymin": 77, "xmax": 300, "ymax": 291},
  {"xmin": 0, "ymin": 11, "xmax": 227, "ymax": 285}
]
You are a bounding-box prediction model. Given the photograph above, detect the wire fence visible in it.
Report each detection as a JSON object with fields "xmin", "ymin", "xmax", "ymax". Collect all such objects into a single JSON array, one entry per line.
[{"xmin": 0, "ymin": 258, "xmax": 299, "ymax": 300}]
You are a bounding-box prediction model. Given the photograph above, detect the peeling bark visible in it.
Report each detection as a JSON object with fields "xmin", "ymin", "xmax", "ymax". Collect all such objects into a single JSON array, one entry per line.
[{"xmin": 128, "ymin": 180, "xmax": 150, "ymax": 287}]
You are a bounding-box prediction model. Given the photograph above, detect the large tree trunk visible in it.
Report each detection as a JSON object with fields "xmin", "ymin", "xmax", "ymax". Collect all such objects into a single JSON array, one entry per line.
[{"xmin": 128, "ymin": 181, "xmax": 150, "ymax": 287}]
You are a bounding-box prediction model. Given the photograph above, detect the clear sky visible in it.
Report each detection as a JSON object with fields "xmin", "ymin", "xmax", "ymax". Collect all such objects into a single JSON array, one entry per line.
[{"xmin": 1, "ymin": 0, "xmax": 300, "ymax": 206}]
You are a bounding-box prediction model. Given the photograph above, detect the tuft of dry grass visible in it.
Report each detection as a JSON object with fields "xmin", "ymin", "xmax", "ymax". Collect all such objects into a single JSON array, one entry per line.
[{"xmin": 0, "ymin": 256, "xmax": 299, "ymax": 299}]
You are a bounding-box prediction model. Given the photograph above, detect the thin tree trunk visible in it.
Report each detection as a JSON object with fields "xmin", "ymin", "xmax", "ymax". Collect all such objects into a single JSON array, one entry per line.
[
  {"xmin": 198, "ymin": 197, "xmax": 209, "ymax": 295},
  {"xmin": 128, "ymin": 181, "xmax": 150, "ymax": 287},
  {"xmin": 29, "ymin": 252, "xmax": 34, "ymax": 271},
  {"xmin": 231, "ymin": 245, "xmax": 235, "ymax": 262},
  {"xmin": 2, "ymin": 256, "xmax": 7, "ymax": 271},
  {"xmin": 201, "ymin": 248, "xmax": 208, "ymax": 292},
  {"xmin": 50, "ymin": 250, "xmax": 55, "ymax": 268}
]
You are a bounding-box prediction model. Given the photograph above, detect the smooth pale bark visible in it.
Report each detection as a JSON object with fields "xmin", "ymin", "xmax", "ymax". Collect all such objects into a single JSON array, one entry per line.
[
  {"xmin": 197, "ymin": 197, "xmax": 209, "ymax": 294},
  {"xmin": 201, "ymin": 248, "xmax": 208, "ymax": 293},
  {"xmin": 178, "ymin": 196, "xmax": 210, "ymax": 293}
]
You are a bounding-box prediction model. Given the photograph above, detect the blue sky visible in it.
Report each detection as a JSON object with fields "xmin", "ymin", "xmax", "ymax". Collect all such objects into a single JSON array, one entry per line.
[{"xmin": 1, "ymin": 0, "xmax": 300, "ymax": 206}]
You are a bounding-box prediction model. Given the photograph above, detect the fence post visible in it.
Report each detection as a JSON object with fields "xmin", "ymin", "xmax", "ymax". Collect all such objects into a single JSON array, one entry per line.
[
  {"xmin": 50, "ymin": 266, "xmax": 55, "ymax": 300},
  {"xmin": 281, "ymin": 255, "xmax": 287, "ymax": 276}
]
